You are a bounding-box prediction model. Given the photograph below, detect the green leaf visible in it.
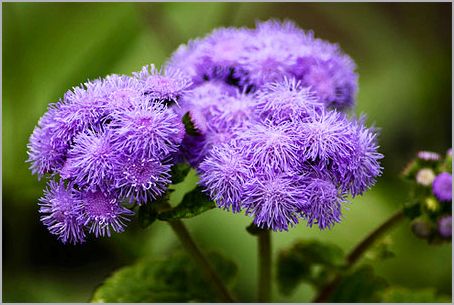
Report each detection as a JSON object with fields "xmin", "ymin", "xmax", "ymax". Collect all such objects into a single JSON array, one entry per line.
[
  {"xmin": 380, "ymin": 287, "xmax": 451, "ymax": 303},
  {"xmin": 91, "ymin": 251, "xmax": 237, "ymax": 302},
  {"xmin": 137, "ymin": 203, "xmax": 159, "ymax": 229},
  {"xmin": 170, "ymin": 162, "xmax": 192, "ymax": 185},
  {"xmin": 182, "ymin": 112, "xmax": 202, "ymax": 136},
  {"xmin": 277, "ymin": 240, "xmax": 345, "ymax": 296},
  {"xmin": 158, "ymin": 186, "xmax": 216, "ymax": 221},
  {"xmin": 328, "ymin": 265, "xmax": 388, "ymax": 302}
]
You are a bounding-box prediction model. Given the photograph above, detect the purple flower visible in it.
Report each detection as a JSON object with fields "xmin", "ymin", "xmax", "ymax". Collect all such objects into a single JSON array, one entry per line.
[
  {"xmin": 299, "ymin": 110, "xmax": 356, "ymax": 163},
  {"xmin": 78, "ymin": 189, "xmax": 134, "ymax": 238},
  {"xmin": 197, "ymin": 27, "xmax": 254, "ymax": 81},
  {"xmin": 199, "ymin": 142, "xmax": 252, "ymax": 212},
  {"xmin": 438, "ymin": 215, "xmax": 452, "ymax": 238},
  {"xmin": 114, "ymin": 155, "xmax": 172, "ymax": 204},
  {"xmin": 166, "ymin": 38, "xmax": 208, "ymax": 85},
  {"xmin": 133, "ymin": 64, "xmax": 192, "ymax": 103},
  {"xmin": 52, "ymin": 79, "xmax": 109, "ymax": 143},
  {"xmin": 291, "ymin": 38, "xmax": 358, "ymax": 110},
  {"xmin": 61, "ymin": 128, "xmax": 117, "ymax": 191},
  {"xmin": 336, "ymin": 117, "xmax": 383, "ymax": 196},
  {"xmin": 182, "ymin": 120, "xmax": 236, "ymax": 167},
  {"xmin": 109, "ymin": 100, "xmax": 184, "ymax": 159},
  {"xmin": 27, "ymin": 109, "xmax": 69, "ymax": 178},
  {"xmin": 103, "ymin": 74, "xmax": 145, "ymax": 109},
  {"xmin": 255, "ymin": 77, "xmax": 321, "ymax": 122},
  {"xmin": 432, "ymin": 172, "xmax": 452, "ymax": 202},
  {"xmin": 176, "ymin": 80, "xmax": 236, "ymax": 121},
  {"xmin": 302, "ymin": 177, "xmax": 344, "ymax": 229},
  {"xmin": 209, "ymin": 92, "xmax": 257, "ymax": 129},
  {"xmin": 38, "ymin": 180, "xmax": 86, "ymax": 244},
  {"xmin": 242, "ymin": 173, "xmax": 305, "ymax": 231},
  {"xmin": 235, "ymin": 120, "xmax": 302, "ymax": 170},
  {"xmin": 417, "ymin": 150, "xmax": 441, "ymax": 161}
]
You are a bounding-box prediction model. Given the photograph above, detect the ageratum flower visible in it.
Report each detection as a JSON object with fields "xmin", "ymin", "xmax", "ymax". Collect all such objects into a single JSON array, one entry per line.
[
  {"xmin": 109, "ymin": 100, "xmax": 184, "ymax": 159},
  {"xmin": 210, "ymin": 92, "xmax": 257, "ymax": 129},
  {"xmin": 438, "ymin": 215, "xmax": 452, "ymax": 238},
  {"xmin": 255, "ymin": 77, "xmax": 321, "ymax": 122},
  {"xmin": 52, "ymin": 79, "xmax": 109, "ymax": 143},
  {"xmin": 114, "ymin": 155, "xmax": 172, "ymax": 205},
  {"xmin": 61, "ymin": 128, "xmax": 117, "ymax": 192},
  {"xmin": 103, "ymin": 74, "xmax": 145, "ymax": 109},
  {"xmin": 28, "ymin": 62, "xmax": 188, "ymax": 244},
  {"xmin": 133, "ymin": 64, "xmax": 192, "ymax": 103},
  {"xmin": 335, "ymin": 117, "xmax": 383, "ymax": 196},
  {"xmin": 235, "ymin": 120, "xmax": 302, "ymax": 170},
  {"xmin": 291, "ymin": 38, "xmax": 358, "ymax": 110},
  {"xmin": 299, "ymin": 110, "xmax": 356, "ymax": 164},
  {"xmin": 432, "ymin": 172, "xmax": 452, "ymax": 202},
  {"xmin": 417, "ymin": 150, "xmax": 441, "ymax": 161},
  {"xmin": 78, "ymin": 189, "xmax": 134, "ymax": 238},
  {"xmin": 199, "ymin": 142, "xmax": 252, "ymax": 213},
  {"xmin": 302, "ymin": 177, "xmax": 345, "ymax": 229},
  {"xmin": 27, "ymin": 108, "xmax": 69, "ymax": 178},
  {"xmin": 242, "ymin": 173, "xmax": 305, "ymax": 231},
  {"xmin": 198, "ymin": 27, "xmax": 253, "ymax": 81},
  {"xmin": 38, "ymin": 180, "xmax": 86, "ymax": 244}
]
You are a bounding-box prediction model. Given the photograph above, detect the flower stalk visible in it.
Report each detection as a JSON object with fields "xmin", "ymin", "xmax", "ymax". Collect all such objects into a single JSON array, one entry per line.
[
  {"xmin": 167, "ymin": 218, "xmax": 235, "ymax": 302},
  {"xmin": 313, "ymin": 209, "xmax": 405, "ymax": 302},
  {"xmin": 258, "ymin": 228, "xmax": 272, "ymax": 302}
]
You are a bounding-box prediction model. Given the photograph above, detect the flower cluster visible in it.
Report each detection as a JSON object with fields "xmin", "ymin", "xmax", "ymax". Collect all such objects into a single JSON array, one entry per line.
[
  {"xmin": 168, "ymin": 20, "xmax": 383, "ymax": 231},
  {"xmin": 402, "ymin": 149, "xmax": 452, "ymax": 243},
  {"xmin": 168, "ymin": 20, "xmax": 358, "ymax": 110},
  {"xmin": 29, "ymin": 19, "xmax": 383, "ymax": 241},
  {"xmin": 28, "ymin": 66, "xmax": 191, "ymax": 244}
]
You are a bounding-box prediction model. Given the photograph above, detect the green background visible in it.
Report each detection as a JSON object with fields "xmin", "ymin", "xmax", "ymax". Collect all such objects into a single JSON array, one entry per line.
[{"xmin": 3, "ymin": 2, "xmax": 452, "ymax": 302}]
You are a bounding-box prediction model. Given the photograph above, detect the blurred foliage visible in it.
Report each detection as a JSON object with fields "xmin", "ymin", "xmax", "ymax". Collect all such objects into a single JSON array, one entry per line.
[
  {"xmin": 277, "ymin": 240, "xmax": 345, "ymax": 295},
  {"xmin": 3, "ymin": 2, "xmax": 451, "ymax": 302},
  {"xmin": 328, "ymin": 265, "xmax": 389, "ymax": 302},
  {"xmin": 91, "ymin": 251, "xmax": 237, "ymax": 303},
  {"xmin": 380, "ymin": 286, "xmax": 451, "ymax": 303}
]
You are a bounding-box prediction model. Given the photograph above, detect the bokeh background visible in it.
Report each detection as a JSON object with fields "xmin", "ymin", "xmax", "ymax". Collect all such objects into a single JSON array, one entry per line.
[{"xmin": 3, "ymin": 2, "xmax": 452, "ymax": 302}]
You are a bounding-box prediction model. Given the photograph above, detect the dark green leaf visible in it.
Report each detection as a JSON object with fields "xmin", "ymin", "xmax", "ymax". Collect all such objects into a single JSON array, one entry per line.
[
  {"xmin": 182, "ymin": 111, "xmax": 202, "ymax": 136},
  {"xmin": 380, "ymin": 287, "xmax": 451, "ymax": 303},
  {"xmin": 328, "ymin": 265, "xmax": 388, "ymax": 302},
  {"xmin": 91, "ymin": 251, "xmax": 237, "ymax": 303},
  {"xmin": 158, "ymin": 186, "xmax": 216, "ymax": 220},
  {"xmin": 170, "ymin": 162, "xmax": 192, "ymax": 185},
  {"xmin": 277, "ymin": 240, "xmax": 345, "ymax": 296},
  {"xmin": 403, "ymin": 201, "xmax": 422, "ymax": 219},
  {"xmin": 137, "ymin": 203, "xmax": 159, "ymax": 229}
]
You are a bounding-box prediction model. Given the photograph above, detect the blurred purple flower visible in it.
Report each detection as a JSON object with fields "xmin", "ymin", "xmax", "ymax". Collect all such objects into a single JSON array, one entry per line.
[
  {"xmin": 438, "ymin": 215, "xmax": 452, "ymax": 238},
  {"xmin": 432, "ymin": 172, "xmax": 452, "ymax": 202}
]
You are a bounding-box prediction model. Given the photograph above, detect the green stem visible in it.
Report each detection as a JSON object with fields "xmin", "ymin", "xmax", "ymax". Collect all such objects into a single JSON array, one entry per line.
[
  {"xmin": 258, "ymin": 229, "xmax": 272, "ymax": 302},
  {"xmin": 313, "ymin": 209, "xmax": 405, "ymax": 303},
  {"xmin": 167, "ymin": 219, "xmax": 236, "ymax": 302}
]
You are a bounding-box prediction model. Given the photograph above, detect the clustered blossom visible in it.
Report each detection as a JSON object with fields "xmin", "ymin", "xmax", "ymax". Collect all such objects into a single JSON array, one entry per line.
[
  {"xmin": 28, "ymin": 65, "xmax": 190, "ymax": 244},
  {"xmin": 29, "ymin": 19, "xmax": 383, "ymax": 240},
  {"xmin": 404, "ymin": 149, "xmax": 452, "ymax": 243},
  {"xmin": 168, "ymin": 20, "xmax": 383, "ymax": 231}
]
